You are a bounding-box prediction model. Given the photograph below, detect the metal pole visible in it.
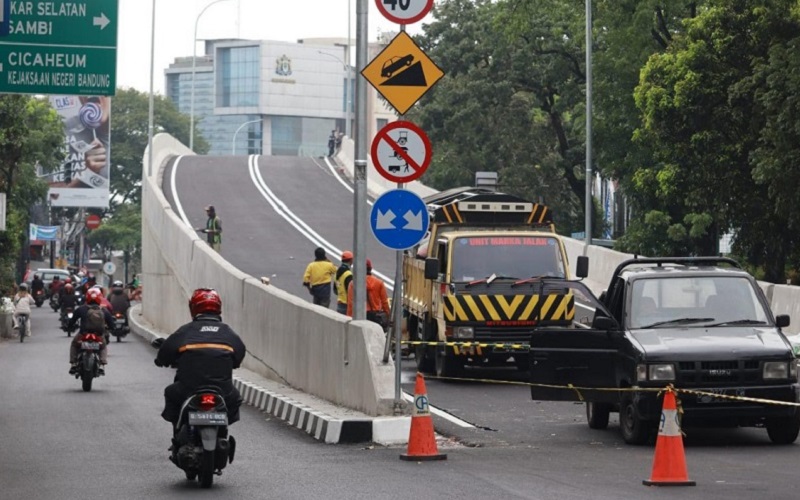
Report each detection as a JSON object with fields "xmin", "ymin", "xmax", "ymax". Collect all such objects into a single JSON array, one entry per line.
[
  {"xmin": 352, "ymin": 0, "xmax": 368, "ymax": 321},
  {"xmin": 147, "ymin": 0, "xmax": 156, "ymax": 178},
  {"xmin": 584, "ymin": 0, "xmax": 593, "ymax": 247},
  {"xmin": 232, "ymin": 118, "xmax": 262, "ymax": 155},
  {"xmin": 190, "ymin": 0, "xmax": 231, "ymax": 152},
  {"xmin": 393, "ymin": 192, "xmax": 404, "ymax": 405},
  {"xmin": 346, "ymin": 0, "xmax": 352, "ymax": 138},
  {"xmin": 318, "ymin": 50, "xmax": 349, "ymax": 137}
]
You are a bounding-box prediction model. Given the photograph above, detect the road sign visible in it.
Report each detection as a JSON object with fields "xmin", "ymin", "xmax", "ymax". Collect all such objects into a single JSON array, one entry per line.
[
  {"xmin": 371, "ymin": 121, "xmax": 432, "ymax": 183},
  {"xmin": 361, "ymin": 31, "xmax": 444, "ymax": 115},
  {"xmin": 85, "ymin": 214, "xmax": 101, "ymax": 229},
  {"xmin": 0, "ymin": 0, "xmax": 118, "ymax": 95},
  {"xmin": 375, "ymin": 0, "xmax": 433, "ymax": 25},
  {"xmin": 102, "ymin": 261, "xmax": 116, "ymax": 275},
  {"xmin": 371, "ymin": 189, "xmax": 429, "ymax": 250}
]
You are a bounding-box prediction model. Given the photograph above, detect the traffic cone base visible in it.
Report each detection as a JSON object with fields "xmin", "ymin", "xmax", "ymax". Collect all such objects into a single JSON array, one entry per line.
[
  {"xmin": 643, "ymin": 389, "xmax": 695, "ymax": 487},
  {"xmin": 400, "ymin": 373, "xmax": 447, "ymax": 461}
]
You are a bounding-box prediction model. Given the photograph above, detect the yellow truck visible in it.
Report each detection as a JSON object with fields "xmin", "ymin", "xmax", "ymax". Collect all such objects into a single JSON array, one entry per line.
[{"xmin": 403, "ymin": 187, "xmax": 587, "ymax": 377}]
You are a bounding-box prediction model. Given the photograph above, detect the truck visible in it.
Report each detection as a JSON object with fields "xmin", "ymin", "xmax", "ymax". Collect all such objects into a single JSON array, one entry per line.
[
  {"xmin": 529, "ymin": 257, "xmax": 800, "ymax": 445},
  {"xmin": 403, "ymin": 187, "xmax": 587, "ymax": 378}
]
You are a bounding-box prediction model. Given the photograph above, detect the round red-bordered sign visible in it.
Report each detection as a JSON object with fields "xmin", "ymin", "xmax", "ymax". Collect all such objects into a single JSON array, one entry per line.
[
  {"xmin": 85, "ymin": 214, "xmax": 101, "ymax": 230},
  {"xmin": 375, "ymin": 0, "xmax": 434, "ymax": 25},
  {"xmin": 371, "ymin": 121, "xmax": 432, "ymax": 183}
]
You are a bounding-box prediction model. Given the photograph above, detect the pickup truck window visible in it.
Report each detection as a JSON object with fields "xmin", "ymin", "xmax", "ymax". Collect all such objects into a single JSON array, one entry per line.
[
  {"xmin": 450, "ymin": 236, "xmax": 565, "ymax": 282},
  {"xmin": 629, "ymin": 276, "xmax": 769, "ymax": 329}
]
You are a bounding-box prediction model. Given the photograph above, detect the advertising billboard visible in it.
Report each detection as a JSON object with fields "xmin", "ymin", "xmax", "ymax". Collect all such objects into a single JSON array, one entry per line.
[{"xmin": 47, "ymin": 95, "xmax": 111, "ymax": 208}]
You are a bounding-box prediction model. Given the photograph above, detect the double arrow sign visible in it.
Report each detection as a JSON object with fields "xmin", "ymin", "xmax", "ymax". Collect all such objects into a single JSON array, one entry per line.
[{"xmin": 375, "ymin": 208, "xmax": 425, "ymax": 232}]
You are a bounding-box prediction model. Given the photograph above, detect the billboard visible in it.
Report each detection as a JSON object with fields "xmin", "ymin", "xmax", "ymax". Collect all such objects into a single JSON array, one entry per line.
[{"xmin": 47, "ymin": 95, "xmax": 111, "ymax": 208}]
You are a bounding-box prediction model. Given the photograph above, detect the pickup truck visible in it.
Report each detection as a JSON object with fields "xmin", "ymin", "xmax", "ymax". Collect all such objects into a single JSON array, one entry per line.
[{"xmin": 529, "ymin": 257, "xmax": 800, "ymax": 445}]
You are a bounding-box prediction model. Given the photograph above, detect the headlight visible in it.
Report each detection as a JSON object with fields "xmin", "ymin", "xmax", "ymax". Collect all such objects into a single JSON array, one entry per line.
[
  {"xmin": 636, "ymin": 363, "xmax": 675, "ymax": 382},
  {"xmin": 763, "ymin": 361, "xmax": 790, "ymax": 379},
  {"xmin": 453, "ymin": 327, "xmax": 474, "ymax": 339}
]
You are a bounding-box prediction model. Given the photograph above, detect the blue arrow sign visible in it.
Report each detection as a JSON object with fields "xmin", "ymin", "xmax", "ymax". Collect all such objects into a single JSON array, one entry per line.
[{"xmin": 371, "ymin": 189, "xmax": 429, "ymax": 250}]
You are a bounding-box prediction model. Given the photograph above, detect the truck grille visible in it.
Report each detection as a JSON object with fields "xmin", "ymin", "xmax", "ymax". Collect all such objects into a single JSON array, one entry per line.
[
  {"xmin": 676, "ymin": 360, "xmax": 761, "ymax": 385},
  {"xmin": 473, "ymin": 327, "xmax": 532, "ymax": 343}
]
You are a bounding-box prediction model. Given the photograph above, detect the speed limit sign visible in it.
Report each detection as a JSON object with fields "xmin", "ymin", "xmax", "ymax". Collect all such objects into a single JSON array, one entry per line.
[{"xmin": 375, "ymin": 0, "xmax": 433, "ymax": 25}]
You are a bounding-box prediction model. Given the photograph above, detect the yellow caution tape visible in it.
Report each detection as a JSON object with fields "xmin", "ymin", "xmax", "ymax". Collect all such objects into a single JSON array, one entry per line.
[{"xmin": 401, "ymin": 340, "xmax": 531, "ymax": 350}]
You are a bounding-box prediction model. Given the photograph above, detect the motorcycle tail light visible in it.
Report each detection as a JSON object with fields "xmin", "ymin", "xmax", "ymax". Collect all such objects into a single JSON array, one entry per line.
[
  {"xmin": 115, "ymin": 313, "xmax": 123, "ymax": 319},
  {"xmin": 84, "ymin": 333, "xmax": 102, "ymax": 343},
  {"xmin": 199, "ymin": 394, "xmax": 217, "ymax": 410}
]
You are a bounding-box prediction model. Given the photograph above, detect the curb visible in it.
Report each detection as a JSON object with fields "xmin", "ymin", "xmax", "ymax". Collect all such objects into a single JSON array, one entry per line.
[{"xmin": 128, "ymin": 304, "xmax": 410, "ymax": 445}]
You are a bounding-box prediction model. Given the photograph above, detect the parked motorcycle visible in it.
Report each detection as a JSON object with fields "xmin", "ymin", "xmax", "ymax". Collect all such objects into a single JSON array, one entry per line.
[
  {"xmin": 61, "ymin": 307, "xmax": 76, "ymax": 337},
  {"xmin": 73, "ymin": 332, "xmax": 104, "ymax": 392},
  {"xmin": 111, "ymin": 312, "xmax": 129, "ymax": 342},
  {"xmin": 33, "ymin": 289, "xmax": 45, "ymax": 308},
  {"xmin": 169, "ymin": 389, "xmax": 235, "ymax": 488},
  {"xmin": 49, "ymin": 292, "xmax": 60, "ymax": 312}
]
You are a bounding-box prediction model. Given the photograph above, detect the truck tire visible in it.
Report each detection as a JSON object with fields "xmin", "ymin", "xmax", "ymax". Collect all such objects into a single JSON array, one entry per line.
[
  {"xmin": 413, "ymin": 316, "xmax": 435, "ymax": 374},
  {"xmin": 766, "ymin": 416, "xmax": 800, "ymax": 444},
  {"xmin": 435, "ymin": 345, "xmax": 465, "ymax": 379},
  {"xmin": 586, "ymin": 402, "xmax": 611, "ymax": 430},
  {"xmin": 619, "ymin": 398, "xmax": 650, "ymax": 445}
]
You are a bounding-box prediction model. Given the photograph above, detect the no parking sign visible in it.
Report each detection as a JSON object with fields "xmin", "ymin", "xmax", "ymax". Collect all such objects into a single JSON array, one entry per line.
[{"xmin": 371, "ymin": 121, "xmax": 432, "ymax": 183}]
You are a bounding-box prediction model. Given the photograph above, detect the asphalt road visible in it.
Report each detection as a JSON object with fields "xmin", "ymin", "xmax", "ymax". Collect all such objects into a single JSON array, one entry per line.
[{"xmin": 2, "ymin": 308, "xmax": 798, "ymax": 499}]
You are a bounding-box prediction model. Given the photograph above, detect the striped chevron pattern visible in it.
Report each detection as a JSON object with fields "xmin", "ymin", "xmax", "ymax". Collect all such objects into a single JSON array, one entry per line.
[{"xmin": 442, "ymin": 293, "xmax": 574, "ymax": 323}]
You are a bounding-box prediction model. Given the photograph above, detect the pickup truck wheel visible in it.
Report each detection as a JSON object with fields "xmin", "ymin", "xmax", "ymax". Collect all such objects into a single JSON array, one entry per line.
[
  {"xmin": 435, "ymin": 345, "xmax": 465, "ymax": 379},
  {"xmin": 619, "ymin": 398, "xmax": 650, "ymax": 445},
  {"xmin": 586, "ymin": 402, "xmax": 611, "ymax": 430},
  {"xmin": 766, "ymin": 416, "xmax": 800, "ymax": 444}
]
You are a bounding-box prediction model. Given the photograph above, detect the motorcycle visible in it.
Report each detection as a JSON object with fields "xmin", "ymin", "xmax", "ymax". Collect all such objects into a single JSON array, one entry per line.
[
  {"xmin": 74, "ymin": 289, "xmax": 85, "ymax": 306},
  {"xmin": 169, "ymin": 390, "xmax": 235, "ymax": 488},
  {"xmin": 33, "ymin": 289, "xmax": 45, "ymax": 308},
  {"xmin": 112, "ymin": 312, "xmax": 129, "ymax": 342},
  {"xmin": 73, "ymin": 332, "xmax": 104, "ymax": 392},
  {"xmin": 61, "ymin": 307, "xmax": 76, "ymax": 337},
  {"xmin": 49, "ymin": 292, "xmax": 60, "ymax": 312}
]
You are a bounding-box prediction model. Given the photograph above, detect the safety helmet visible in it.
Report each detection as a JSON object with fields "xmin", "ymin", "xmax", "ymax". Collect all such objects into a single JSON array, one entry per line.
[
  {"xmin": 189, "ymin": 288, "xmax": 222, "ymax": 317},
  {"xmin": 366, "ymin": 259, "xmax": 373, "ymax": 271},
  {"xmin": 341, "ymin": 250, "xmax": 353, "ymax": 262},
  {"xmin": 65, "ymin": 277, "xmax": 72, "ymax": 284},
  {"xmin": 65, "ymin": 284, "xmax": 74, "ymax": 292},
  {"xmin": 86, "ymin": 288, "xmax": 103, "ymax": 305},
  {"xmin": 19, "ymin": 283, "xmax": 28, "ymax": 291},
  {"xmin": 34, "ymin": 274, "xmax": 39, "ymax": 279},
  {"xmin": 112, "ymin": 280, "xmax": 123, "ymax": 288}
]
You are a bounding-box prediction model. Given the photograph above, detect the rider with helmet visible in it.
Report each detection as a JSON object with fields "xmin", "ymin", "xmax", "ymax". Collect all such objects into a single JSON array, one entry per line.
[
  {"xmin": 107, "ymin": 280, "xmax": 131, "ymax": 317},
  {"xmin": 67, "ymin": 288, "xmax": 115, "ymax": 375},
  {"xmin": 59, "ymin": 283, "xmax": 78, "ymax": 327},
  {"xmin": 334, "ymin": 250, "xmax": 354, "ymax": 315},
  {"xmin": 154, "ymin": 288, "xmax": 246, "ymax": 425}
]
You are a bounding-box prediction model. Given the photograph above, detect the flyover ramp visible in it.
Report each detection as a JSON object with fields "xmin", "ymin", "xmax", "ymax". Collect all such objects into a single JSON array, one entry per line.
[{"xmin": 142, "ymin": 134, "xmax": 397, "ymax": 419}]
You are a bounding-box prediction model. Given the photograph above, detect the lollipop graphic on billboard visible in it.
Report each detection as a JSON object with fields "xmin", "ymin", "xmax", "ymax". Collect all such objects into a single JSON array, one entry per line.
[{"xmin": 79, "ymin": 101, "xmax": 103, "ymax": 141}]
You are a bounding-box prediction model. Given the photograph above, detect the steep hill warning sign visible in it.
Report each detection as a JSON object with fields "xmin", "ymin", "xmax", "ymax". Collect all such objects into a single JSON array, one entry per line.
[{"xmin": 361, "ymin": 31, "xmax": 444, "ymax": 115}]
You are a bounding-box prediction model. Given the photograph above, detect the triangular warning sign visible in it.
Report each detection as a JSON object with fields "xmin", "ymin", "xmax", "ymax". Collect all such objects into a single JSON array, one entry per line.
[{"xmin": 361, "ymin": 32, "xmax": 444, "ymax": 115}]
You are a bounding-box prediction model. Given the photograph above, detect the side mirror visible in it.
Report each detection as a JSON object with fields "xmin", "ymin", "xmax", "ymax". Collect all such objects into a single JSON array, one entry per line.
[
  {"xmin": 424, "ymin": 258, "xmax": 440, "ymax": 280},
  {"xmin": 576, "ymin": 256, "xmax": 589, "ymax": 279},
  {"xmin": 591, "ymin": 315, "xmax": 617, "ymax": 331},
  {"xmin": 151, "ymin": 337, "xmax": 165, "ymax": 348},
  {"xmin": 776, "ymin": 315, "xmax": 790, "ymax": 328}
]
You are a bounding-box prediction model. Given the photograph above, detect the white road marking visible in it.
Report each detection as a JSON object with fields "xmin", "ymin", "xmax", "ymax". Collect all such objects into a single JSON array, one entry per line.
[
  {"xmin": 169, "ymin": 155, "xmax": 194, "ymax": 228},
  {"xmin": 322, "ymin": 156, "xmax": 374, "ymax": 207}
]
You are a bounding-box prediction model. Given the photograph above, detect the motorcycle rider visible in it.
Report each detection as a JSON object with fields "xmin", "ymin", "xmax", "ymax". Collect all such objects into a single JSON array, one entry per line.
[
  {"xmin": 154, "ymin": 288, "xmax": 246, "ymax": 426},
  {"xmin": 59, "ymin": 283, "xmax": 78, "ymax": 328},
  {"xmin": 31, "ymin": 274, "xmax": 45, "ymax": 300},
  {"xmin": 67, "ymin": 288, "xmax": 114, "ymax": 375},
  {"xmin": 106, "ymin": 281, "xmax": 130, "ymax": 316},
  {"xmin": 49, "ymin": 275, "xmax": 63, "ymax": 304}
]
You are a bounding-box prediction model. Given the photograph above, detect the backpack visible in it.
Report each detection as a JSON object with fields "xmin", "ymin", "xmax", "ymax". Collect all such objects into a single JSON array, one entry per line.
[{"xmin": 85, "ymin": 305, "xmax": 106, "ymax": 333}]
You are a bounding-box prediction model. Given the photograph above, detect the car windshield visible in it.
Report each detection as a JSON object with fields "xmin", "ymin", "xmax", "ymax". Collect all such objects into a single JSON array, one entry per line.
[
  {"xmin": 450, "ymin": 236, "xmax": 566, "ymax": 282},
  {"xmin": 629, "ymin": 276, "xmax": 769, "ymax": 329}
]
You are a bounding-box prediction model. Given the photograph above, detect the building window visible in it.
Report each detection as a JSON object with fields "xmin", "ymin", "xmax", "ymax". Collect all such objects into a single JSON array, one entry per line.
[{"xmin": 217, "ymin": 46, "xmax": 260, "ymax": 108}]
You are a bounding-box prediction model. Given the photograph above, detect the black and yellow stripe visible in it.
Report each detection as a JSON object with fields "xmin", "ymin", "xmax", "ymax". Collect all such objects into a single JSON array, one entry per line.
[
  {"xmin": 178, "ymin": 343, "xmax": 235, "ymax": 353},
  {"xmin": 441, "ymin": 203, "xmax": 463, "ymax": 223},
  {"xmin": 443, "ymin": 294, "xmax": 574, "ymax": 323},
  {"xmin": 526, "ymin": 204, "xmax": 551, "ymax": 225}
]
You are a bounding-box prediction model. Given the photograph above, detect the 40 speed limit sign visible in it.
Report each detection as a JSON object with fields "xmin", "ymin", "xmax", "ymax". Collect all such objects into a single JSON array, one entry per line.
[{"xmin": 376, "ymin": 0, "xmax": 433, "ymax": 25}]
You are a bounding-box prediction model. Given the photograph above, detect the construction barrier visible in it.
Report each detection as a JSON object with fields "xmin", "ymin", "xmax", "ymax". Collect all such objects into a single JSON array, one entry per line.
[{"xmin": 643, "ymin": 387, "xmax": 696, "ymax": 486}]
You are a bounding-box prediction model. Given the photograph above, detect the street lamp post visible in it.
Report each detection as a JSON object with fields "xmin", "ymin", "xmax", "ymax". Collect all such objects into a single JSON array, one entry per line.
[
  {"xmin": 232, "ymin": 119, "xmax": 262, "ymax": 155},
  {"xmin": 318, "ymin": 50, "xmax": 351, "ymax": 138},
  {"xmin": 190, "ymin": 0, "xmax": 232, "ymax": 152}
]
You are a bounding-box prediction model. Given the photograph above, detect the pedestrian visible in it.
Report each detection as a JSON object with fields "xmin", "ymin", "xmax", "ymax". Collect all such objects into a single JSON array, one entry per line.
[
  {"xmin": 334, "ymin": 250, "xmax": 354, "ymax": 315},
  {"xmin": 335, "ymin": 130, "xmax": 343, "ymax": 152},
  {"xmin": 196, "ymin": 205, "xmax": 222, "ymax": 252},
  {"xmin": 346, "ymin": 259, "xmax": 391, "ymax": 329},
  {"xmin": 327, "ymin": 130, "xmax": 336, "ymax": 157},
  {"xmin": 302, "ymin": 247, "xmax": 337, "ymax": 308}
]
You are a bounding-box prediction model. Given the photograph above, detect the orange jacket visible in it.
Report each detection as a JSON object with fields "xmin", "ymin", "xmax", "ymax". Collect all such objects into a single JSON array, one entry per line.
[{"xmin": 346, "ymin": 274, "xmax": 390, "ymax": 317}]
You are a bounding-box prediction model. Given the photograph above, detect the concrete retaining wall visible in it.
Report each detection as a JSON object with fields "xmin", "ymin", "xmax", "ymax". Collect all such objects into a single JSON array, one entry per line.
[{"xmin": 141, "ymin": 134, "xmax": 396, "ymax": 416}]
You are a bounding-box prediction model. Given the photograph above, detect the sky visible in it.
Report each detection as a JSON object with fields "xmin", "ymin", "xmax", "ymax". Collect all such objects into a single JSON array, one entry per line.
[{"xmin": 117, "ymin": 0, "xmax": 430, "ymax": 94}]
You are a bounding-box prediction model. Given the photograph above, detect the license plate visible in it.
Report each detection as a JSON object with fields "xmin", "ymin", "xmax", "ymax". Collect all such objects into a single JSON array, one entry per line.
[
  {"xmin": 188, "ymin": 412, "xmax": 228, "ymax": 426},
  {"xmin": 115, "ymin": 319, "xmax": 125, "ymax": 326},
  {"xmin": 81, "ymin": 341, "xmax": 101, "ymax": 350},
  {"xmin": 696, "ymin": 388, "xmax": 745, "ymax": 404}
]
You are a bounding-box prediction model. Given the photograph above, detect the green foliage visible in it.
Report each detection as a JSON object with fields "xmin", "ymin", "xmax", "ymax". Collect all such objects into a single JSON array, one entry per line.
[
  {"xmin": 109, "ymin": 87, "xmax": 209, "ymax": 208},
  {"xmin": 86, "ymin": 203, "xmax": 141, "ymax": 253}
]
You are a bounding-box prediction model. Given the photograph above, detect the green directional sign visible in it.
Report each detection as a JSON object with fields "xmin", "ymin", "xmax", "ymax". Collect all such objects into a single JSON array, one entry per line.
[{"xmin": 0, "ymin": 0, "xmax": 118, "ymax": 95}]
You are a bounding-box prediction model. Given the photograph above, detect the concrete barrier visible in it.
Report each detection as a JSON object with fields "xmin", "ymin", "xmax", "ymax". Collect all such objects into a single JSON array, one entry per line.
[{"xmin": 141, "ymin": 134, "xmax": 397, "ymax": 416}]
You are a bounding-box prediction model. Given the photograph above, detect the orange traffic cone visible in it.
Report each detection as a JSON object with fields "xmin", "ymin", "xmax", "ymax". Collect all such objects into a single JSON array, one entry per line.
[
  {"xmin": 643, "ymin": 388, "xmax": 695, "ymax": 486},
  {"xmin": 400, "ymin": 373, "xmax": 447, "ymax": 461}
]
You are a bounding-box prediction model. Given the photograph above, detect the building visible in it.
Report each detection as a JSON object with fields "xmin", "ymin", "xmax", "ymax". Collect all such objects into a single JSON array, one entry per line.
[{"xmin": 165, "ymin": 37, "xmax": 397, "ymax": 156}]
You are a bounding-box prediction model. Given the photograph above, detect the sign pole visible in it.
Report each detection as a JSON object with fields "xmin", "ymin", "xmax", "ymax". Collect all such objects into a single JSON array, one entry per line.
[
  {"xmin": 393, "ymin": 185, "xmax": 404, "ymax": 407},
  {"xmin": 352, "ymin": 0, "xmax": 368, "ymax": 321}
]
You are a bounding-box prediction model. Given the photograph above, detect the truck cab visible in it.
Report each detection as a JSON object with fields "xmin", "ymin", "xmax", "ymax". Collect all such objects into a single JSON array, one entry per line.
[{"xmin": 530, "ymin": 257, "xmax": 800, "ymax": 445}]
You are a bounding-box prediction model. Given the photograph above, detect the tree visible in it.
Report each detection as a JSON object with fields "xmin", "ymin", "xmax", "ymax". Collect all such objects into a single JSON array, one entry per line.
[{"xmin": 109, "ymin": 88, "xmax": 209, "ymax": 208}]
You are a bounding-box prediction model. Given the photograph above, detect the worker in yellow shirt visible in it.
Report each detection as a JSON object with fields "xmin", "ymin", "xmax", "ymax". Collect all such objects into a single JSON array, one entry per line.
[{"xmin": 302, "ymin": 247, "xmax": 337, "ymax": 308}]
